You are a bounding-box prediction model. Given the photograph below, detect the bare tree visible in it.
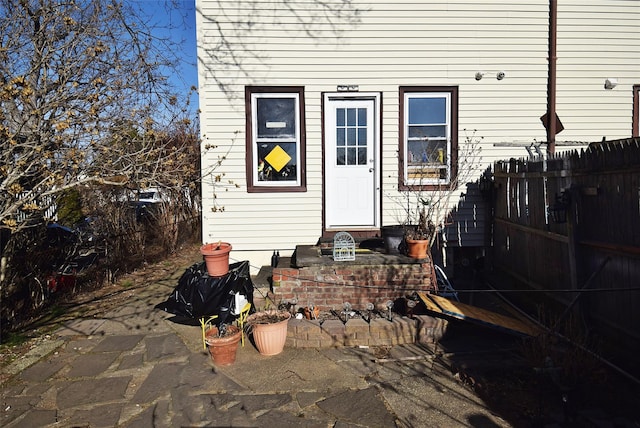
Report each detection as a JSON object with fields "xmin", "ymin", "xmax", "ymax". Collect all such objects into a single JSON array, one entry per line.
[
  {"xmin": 0, "ymin": 0, "xmax": 201, "ymax": 327},
  {"xmin": 0, "ymin": 0, "xmax": 196, "ymax": 233}
]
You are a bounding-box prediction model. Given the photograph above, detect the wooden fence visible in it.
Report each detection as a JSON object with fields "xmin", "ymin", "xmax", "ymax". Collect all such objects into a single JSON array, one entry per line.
[{"xmin": 491, "ymin": 138, "xmax": 640, "ymax": 354}]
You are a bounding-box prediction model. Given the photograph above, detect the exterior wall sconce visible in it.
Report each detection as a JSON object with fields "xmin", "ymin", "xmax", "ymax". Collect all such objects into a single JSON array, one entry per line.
[
  {"xmin": 478, "ymin": 171, "xmax": 494, "ymax": 198},
  {"xmin": 337, "ymin": 84, "xmax": 359, "ymax": 92},
  {"xmin": 475, "ymin": 71, "xmax": 506, "ymax": 81},
  {"xmin": 604, "ymin": 78, "xmax": 618, "ymax": 90},
  {"xmin": 548, "ymin": 190, "xmax": 570, "ymax": 224}
]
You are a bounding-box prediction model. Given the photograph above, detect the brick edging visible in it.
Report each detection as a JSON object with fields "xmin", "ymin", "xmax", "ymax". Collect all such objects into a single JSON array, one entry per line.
[{"xmin": 285, "ymin": 314, "xmax": 448, "ymax": 348}]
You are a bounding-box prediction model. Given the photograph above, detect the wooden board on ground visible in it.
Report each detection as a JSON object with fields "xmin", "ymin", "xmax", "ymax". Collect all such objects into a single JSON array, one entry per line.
[{"xmin": 417, "ymin": 292, "xmax": 541, "ymax": 337}]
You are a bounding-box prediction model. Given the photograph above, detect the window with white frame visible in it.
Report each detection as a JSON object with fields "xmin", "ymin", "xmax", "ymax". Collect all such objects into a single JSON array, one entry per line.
[
  {"xmin": 245, "ymin": 86, "xmax": 306, "ymax": 192},
  {"xmin": 399, "ymin": 86, "xmax": 458, "ymax": 190}
]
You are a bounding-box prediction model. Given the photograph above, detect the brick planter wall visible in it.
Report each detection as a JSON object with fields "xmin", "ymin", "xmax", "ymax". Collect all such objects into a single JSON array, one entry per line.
[
  {"xmin": 264, "ymin": 245, "xmax": 440, "ymax": 349},
  {"xmin": 272, "ymin": 261, "xmax": 435, "ymax": 312}
]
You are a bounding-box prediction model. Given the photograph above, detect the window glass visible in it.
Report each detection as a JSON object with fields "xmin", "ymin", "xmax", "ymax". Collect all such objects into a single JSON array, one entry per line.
[
  {"xmin": 408, "ymin": 98, "xmax": 446, "ymax": 124},
  {"xmin": 257, "ymin": 98, "xmax": 296, "ymax": 139},
  {"xmin": 408, "ymin": 125, "xmax": 446, "ymax": 139},
  {"xmin": 257, "ymin": 142, "xmax": 297, "ymax": 182}
]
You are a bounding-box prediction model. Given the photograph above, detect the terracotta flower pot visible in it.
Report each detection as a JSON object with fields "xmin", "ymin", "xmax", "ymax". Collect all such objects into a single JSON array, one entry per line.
[
  {"xmin": 247, "ymin": 310, "xmax": 291, "ymax": 356},
  {"xmin": 405, "ymin": 238, "xmax": 429, "ymax": 259},
  {"xmin": 200, "ymin": 242, "xmax": 232, "ymax": 277},
  {"xmin": 205, "ymin": 325, "xmax": 241, "ymax": 366}
]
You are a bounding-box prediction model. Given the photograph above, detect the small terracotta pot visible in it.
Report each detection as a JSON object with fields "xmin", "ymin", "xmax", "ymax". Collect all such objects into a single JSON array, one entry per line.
[
  {"xmin": 247, "ymin": 311, "xmax": 291, "ymax": 356},
  {"xmin": 405, "ymin": 238, "xmax": 429, "ymax": 259},
  {"xmin": 205, "ymin": 325, "xmax": 241, "ymax": 366},
  {"xmin": 200, "ymin": 242, "xmax": 232, "ymax": 277}
]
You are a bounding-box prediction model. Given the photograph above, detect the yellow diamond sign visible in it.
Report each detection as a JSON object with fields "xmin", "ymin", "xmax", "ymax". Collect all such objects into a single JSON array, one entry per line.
[{"xmin": 264, "ymin": 145, "xmax": 291, "ymax": 172}]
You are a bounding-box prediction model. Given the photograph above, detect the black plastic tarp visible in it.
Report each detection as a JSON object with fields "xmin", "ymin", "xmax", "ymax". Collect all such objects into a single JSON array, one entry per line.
[{"xmin": 155, "ymin": 261, "xmax": 254, "ymax": 325}]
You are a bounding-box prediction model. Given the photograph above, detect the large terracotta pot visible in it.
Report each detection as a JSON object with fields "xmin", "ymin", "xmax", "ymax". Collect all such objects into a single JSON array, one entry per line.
[
  {"xmin": 205, "ymin": 325, "xmax": 241, "ymax": 366},
  {"xmin": 200, "ymin": 242, "xmax": 232, "ymax": 277},
  {"xmin": 247, "ymin": 310, "xmax": 291, "ymax": 356},
  {"xmin": 405, "ymin": 238, "xmax": 429, "ymax": 259}
]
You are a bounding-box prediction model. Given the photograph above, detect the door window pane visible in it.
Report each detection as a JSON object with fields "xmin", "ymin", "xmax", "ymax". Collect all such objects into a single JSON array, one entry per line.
[
  {"xmin": 358, "ymin": 108, "xmax": 367, "ymax": 126},
  {"xmin": 358, "ymin": 147, "xmax": 367, "ymax": 165},
  {"xmin": 358, "ymin": 128, "xmax": 367, "ymax": 145},
  {"xmin": 337, "ymin": 108, "xmax": 345, "ymax": 126},
  {"xmin": 347, "ymin": 147, "xmax": 356, "ymax": 165},
  {"xmin": 347, "ymin": 128, "xmax": 356, "ymax": 144},
  {"xmin": 337, "ymin": 147, "xmax": 345, "ymax": 165},
  {"xmin": 347, "ymin": 108, "xmax": 356, "ymax": 126}
]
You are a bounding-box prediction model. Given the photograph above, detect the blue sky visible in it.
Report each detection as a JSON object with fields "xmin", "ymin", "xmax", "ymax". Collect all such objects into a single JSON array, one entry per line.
[{"xmin": 131, "ymin": 0, "xmax": 199, "ymax": 116}]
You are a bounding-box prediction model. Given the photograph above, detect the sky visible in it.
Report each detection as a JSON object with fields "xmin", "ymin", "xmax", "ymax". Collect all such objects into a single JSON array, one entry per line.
[{"xmin": 130, "ymin": 0, "xmax": 199, "ymax": 117}]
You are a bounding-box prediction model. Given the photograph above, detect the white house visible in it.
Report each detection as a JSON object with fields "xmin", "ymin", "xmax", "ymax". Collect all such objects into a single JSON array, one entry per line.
[{"xmin": 195, "ymin": 0, "xmax": 640, "ymax": 273}]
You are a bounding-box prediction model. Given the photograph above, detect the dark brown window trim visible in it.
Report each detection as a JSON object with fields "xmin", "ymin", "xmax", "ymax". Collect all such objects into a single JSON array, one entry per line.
[
  {"xmin": 245, "ymin": 86, "xmax": 307, "ymax": 193},
  {"xmin": 398, "ymin": 86, "xmax": 459, "ymax": 191},
  {"xmin": 633, "ymin": 84, "xmax": 639, "ymax": 137}
]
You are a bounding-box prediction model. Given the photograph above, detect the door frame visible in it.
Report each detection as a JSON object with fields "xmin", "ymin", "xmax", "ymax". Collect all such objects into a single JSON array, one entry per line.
[{"xmin": 321, "ymin": 92, "xmax": 382, "ymax": 237}]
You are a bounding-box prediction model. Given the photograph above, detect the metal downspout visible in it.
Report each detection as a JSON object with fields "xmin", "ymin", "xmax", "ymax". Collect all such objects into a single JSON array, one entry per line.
[{"xmin": 547, "ymin": 0, "xmax": 558, "ymax": 156}]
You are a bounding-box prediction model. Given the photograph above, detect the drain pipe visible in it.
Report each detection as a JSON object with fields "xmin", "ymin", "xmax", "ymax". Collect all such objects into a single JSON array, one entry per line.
[{"xmin": 547, "ymin": 0, "xmax": 558, "ymax": 156}]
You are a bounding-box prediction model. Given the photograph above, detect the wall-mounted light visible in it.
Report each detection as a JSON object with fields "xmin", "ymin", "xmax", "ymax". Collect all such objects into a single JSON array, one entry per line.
[
  {"xmin": 548, "ymin": 190, "xmax": 570, "ymax": 224},
  {"xmin": 337, "ymin": 84, "xmax": 359, "ymax": 92},
  {"xmin": 475, "ymin": 71, "xmax": 506, "ymax": 81},
  {"xmin": 604, "ymin": 78, "xmax": 618, "ymax": 90}
]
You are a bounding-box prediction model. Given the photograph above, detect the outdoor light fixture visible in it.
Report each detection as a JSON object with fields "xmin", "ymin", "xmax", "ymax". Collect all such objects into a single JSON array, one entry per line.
[
  {"xmin": 337, "ymin": 84, "xmax": 359, "ymax": 92},
  {"xmin": 385, "ymin": 300, "xmax": 394, "ymax": 322},
  {"xmin": 548, "ymin": 190, "xmax": 570, "ymax": 224},
  {"xmin": 405, "ymin": 298, "xmax": 417, "ymax": 316},
  {"xmin": 364, "ymin": 302, "xmax": 374, "ymax": 323},
  {"xmin": 341, "ymin": 302, "xmax": 354, "ymax": 324},
  {"xmin": 604, "ymin": 78, "xmax": 618, "ymax": 90},
  {"xmin": 475, "ymin": 71, "xmax": 506, "ymax": 81},
  {"xmin": 478, "ymin": 171, "xmax": 494, "ymax": 198}
]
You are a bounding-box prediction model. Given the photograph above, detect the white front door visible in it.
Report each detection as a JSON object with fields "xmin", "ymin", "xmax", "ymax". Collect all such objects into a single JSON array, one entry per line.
[{"xmin": 324, "ymin": 94, "xmax": 380, "ymax": 230}]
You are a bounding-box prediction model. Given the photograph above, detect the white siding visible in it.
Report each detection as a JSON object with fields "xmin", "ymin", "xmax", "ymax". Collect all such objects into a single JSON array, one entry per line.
[{"xmin": 196, "ymin": 0, "xmax": 640, "ymax": 269}]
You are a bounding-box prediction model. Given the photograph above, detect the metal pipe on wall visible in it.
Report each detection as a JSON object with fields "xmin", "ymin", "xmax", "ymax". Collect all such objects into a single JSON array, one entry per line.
[{"xmin": 547, "ymin": 0, "xmax": 558, "ymax": 155}]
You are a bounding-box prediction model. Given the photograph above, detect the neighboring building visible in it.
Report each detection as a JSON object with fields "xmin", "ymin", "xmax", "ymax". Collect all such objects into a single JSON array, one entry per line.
[{"xmin": 195, "ymin": 0, "xmax": 640, "ymax": 272}]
